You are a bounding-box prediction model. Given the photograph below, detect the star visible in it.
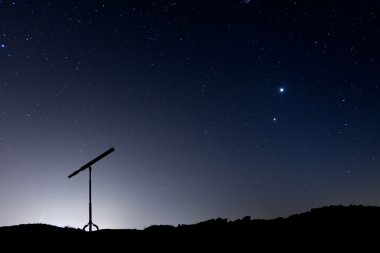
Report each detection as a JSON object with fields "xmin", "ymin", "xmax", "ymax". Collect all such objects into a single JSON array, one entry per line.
[
  {"xmin": 1, "ymin": 44, "xmax": 5, "ymax": 48},
  {"xmin": 279, "ymin": 87, "xmax": 285, "ymax": 93},
  {"xmin": 272, "ymin": 117, "xmax": 277, "ymax": 122}
]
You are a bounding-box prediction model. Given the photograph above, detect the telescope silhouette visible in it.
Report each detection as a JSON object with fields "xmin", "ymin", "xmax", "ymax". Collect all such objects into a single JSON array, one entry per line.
[{"xmin": 68, "ymin": 147, "xmax": 115, "ymax": 232}]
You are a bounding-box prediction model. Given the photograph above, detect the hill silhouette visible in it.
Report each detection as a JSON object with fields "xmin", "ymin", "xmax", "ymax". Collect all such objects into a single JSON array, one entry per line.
[{"xmin": 1, "ymin": 205, "xmax": 379, "ymax": 250}]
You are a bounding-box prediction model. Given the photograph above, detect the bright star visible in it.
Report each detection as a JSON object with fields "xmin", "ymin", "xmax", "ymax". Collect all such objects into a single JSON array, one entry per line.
[
  {"xmin": 1, "ymin": 44, "xmax": 5, "ymax": 48},
  {"xmin": 273, "ymin": 117, "xmax": 277, "ymax": 122},
  {"xmin": 279, "ymin": 87, "xmax": 285, "ymax": 93}
]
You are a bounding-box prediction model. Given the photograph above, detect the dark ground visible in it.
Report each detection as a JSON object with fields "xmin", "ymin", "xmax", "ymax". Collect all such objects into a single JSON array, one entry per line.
[{"xmin": 1, "ymin": 205, "xmax": 379, "ymax": 250}]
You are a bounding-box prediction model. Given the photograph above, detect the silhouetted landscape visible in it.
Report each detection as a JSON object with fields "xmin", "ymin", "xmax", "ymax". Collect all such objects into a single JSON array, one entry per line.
[{"xmin": 1, "ymin": 205, "xmax": 379, "ymax": 250}]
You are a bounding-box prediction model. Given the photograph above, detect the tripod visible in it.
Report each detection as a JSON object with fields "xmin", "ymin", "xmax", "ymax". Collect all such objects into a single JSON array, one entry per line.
[{"xmin": 83, "ymin": 166, "xmax": 99, "ymax": 232}]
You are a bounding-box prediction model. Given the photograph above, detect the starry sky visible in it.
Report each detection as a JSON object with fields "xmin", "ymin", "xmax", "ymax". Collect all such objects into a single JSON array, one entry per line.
[{"xmin": 1, "ymin": 0, "xmax": 379, "ymax": 229}]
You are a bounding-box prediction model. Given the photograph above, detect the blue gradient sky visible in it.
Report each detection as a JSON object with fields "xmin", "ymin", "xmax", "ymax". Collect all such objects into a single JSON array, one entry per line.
[{"xmin": 0, "ymin": 0, "xmax": 379, "ymax": 229}]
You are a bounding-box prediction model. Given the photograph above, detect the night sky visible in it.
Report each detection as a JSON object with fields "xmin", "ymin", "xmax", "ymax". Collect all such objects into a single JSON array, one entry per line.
[{"xmin": 1, "ymin": 0, "xmax": 380, "ymax": 229}]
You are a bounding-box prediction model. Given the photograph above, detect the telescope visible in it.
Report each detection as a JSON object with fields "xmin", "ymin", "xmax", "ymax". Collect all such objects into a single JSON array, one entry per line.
[{"xmin": 68, "ymin": 147, "xmax": 115, "ymax": 232}]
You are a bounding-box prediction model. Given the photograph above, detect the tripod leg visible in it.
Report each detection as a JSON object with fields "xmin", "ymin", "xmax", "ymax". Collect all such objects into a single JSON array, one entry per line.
[{"xmin": 93, "ymin": 223, "xmax": 99, "ymax": 231}]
